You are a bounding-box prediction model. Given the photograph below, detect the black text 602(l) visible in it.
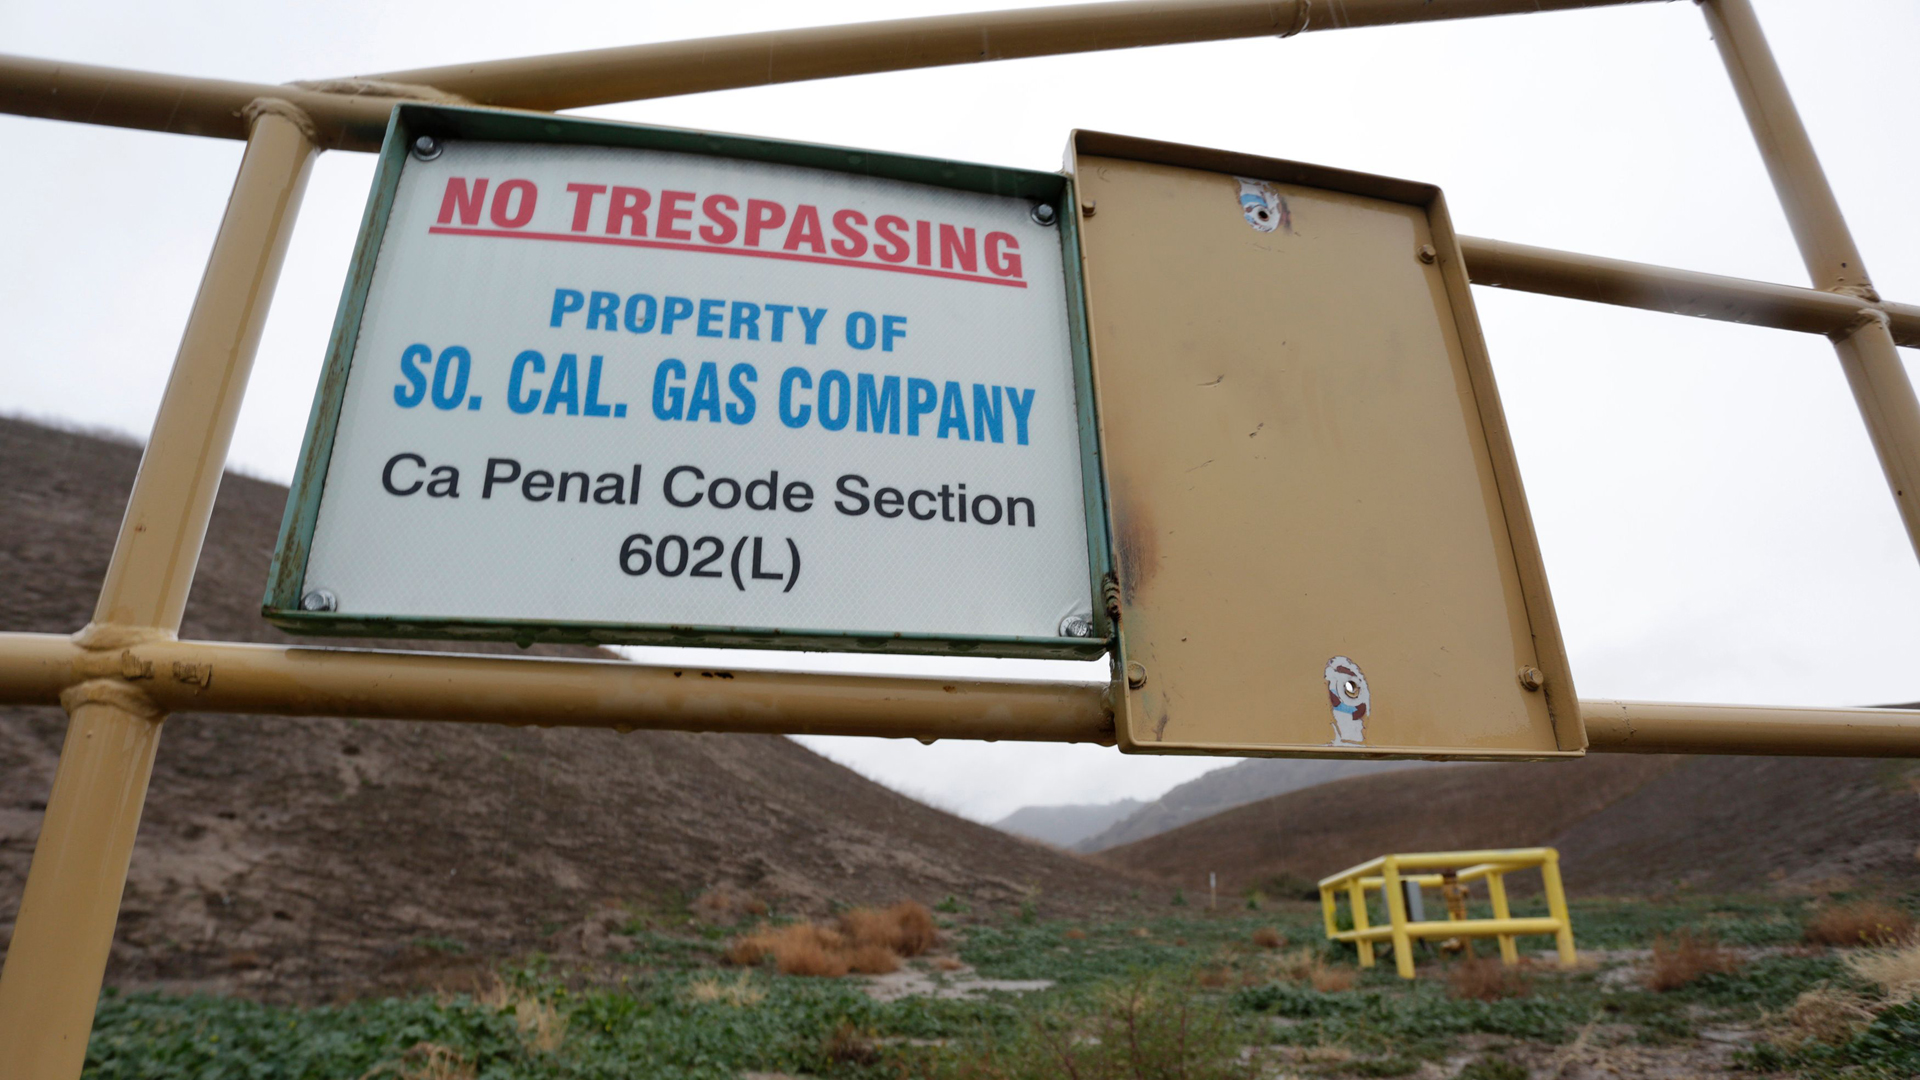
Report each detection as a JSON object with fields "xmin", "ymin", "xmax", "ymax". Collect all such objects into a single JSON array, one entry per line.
[{"xmin": 618, "ymin": 534, "xmax": 800, "ymax": 593}]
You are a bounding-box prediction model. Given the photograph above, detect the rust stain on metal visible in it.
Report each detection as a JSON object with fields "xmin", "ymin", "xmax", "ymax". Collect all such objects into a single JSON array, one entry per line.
[{"xmin": 1111, "ymin": 493, "xmax": 1159, "ymax": 607}]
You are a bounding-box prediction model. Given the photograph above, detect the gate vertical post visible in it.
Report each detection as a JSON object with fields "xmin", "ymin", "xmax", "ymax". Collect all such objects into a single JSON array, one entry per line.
[
  {"xmin": 1539, "ymin": 851, "xmax": 1577, "ymax": 967},
  {"xmin": 1380, "ymin": 857, "xmax": 1416, "ymax": 979},
  {"xmin": 1702, "ymin": 0, "xmax": 1920, "ymax": 563},
  {"xmin": 1346, "ymin": 879, "xmax": 1375, "ymax": 968},
  {"xmin": 0, "ymin": 104, "xmax": 315, "ymax": 1080},
  {"xmin": 1485, "ymin": 870, "xmax": 1519, "ymax": 965}
]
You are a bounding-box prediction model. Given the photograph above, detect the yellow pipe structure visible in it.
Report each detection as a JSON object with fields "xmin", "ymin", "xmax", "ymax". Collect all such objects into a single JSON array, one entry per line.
[
  {"xmin": 1702, "ymin": 0, "xmax": 1920, "ymax": 563},
  {"xmin": 0, "ymin": 107, "xmax": 316, "ymax": 1080},
  {"xmin": 1319, "ymin": 848, "xmax": 1577, "ymax": 978}
]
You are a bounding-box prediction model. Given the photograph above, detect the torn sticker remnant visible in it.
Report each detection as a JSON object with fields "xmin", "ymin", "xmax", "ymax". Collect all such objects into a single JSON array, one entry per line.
[
  {"xmin": 1324, "ymin": 656, "xmax": 1369, "ymax": 746},
  {"xmin": 1235, "ymin": 177, "xmax": 1290, "ymax": 233}
]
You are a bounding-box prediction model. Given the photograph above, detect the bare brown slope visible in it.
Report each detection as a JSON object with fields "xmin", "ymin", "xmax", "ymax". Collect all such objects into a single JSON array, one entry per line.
[
  {"xmin": 1095, "ymin": 757, "xmax": 1677, "ymax": 894},
  {"xmin": 1548, "ymin": 755, "xmax": 1920, "ymax": 894},
  {"xmin": 0, "ymin": 418, "xmax": 1136, "ymax": 1001},
  {"xmin": 1099, "ymin": 750, "xmax": 1920, "ymax": 897}
]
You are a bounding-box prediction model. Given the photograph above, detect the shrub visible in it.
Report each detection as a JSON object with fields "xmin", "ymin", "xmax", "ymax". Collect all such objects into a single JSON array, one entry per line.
[
  {"xmin": 1251, "ymin": 928, "xmax": 1284, "ymax": 949},
  {"xmin": 1646, "ymin": 930, "xmax": 1742, "ymax": 991},
  {"xmin": 1806, "ymin": 900, "xmax": 1915, "ymax": 948},
  {"xmin": 1447, "ymin": 956, "xmax": 1531, "ymax": 1002}
]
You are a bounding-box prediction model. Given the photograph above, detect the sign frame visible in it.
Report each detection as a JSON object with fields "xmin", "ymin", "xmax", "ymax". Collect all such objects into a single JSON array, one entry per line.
[{"xmin": 263, "ymin": 104, "xmax": 1115, "ymax": 658}]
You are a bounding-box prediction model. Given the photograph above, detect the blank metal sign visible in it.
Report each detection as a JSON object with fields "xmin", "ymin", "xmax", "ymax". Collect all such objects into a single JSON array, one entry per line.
[{"xmin": 1070, "ymin": 132, "xmax": 1582, "ymax": 759}]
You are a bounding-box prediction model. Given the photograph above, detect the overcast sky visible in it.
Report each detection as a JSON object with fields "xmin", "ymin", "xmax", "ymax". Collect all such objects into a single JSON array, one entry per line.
[{"xmin": 5, "ymin": 0, "xmax": 1916, "ymax": 823}]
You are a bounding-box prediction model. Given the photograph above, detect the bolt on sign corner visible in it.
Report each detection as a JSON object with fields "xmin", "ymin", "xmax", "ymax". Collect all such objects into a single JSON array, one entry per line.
[
  {"xmin": 266, "ymin": 106, "xmax": 1111, "ymax": 657},
  {"xmin": 1068, "ymin": 131, "xmax": 1584, "ymax": 760}
]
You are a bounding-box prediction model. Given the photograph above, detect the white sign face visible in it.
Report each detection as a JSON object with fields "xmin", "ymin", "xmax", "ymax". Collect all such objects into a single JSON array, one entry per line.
[{"xmin": 291, "ymin": 132, "xmax": 1096, "ymax": 649}]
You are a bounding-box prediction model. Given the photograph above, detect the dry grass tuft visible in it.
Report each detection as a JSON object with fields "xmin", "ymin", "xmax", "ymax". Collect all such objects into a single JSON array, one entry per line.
[
  {"xmin": 1251, "ymin": 927, "xmax": 1285, "ymax": 949},
  {"xmin": 848, "ymin": 943, "xmax": 903, "ymax": 975},
  {"xmin": 686, "ymin": 971, "xmax": 766, "ymax": 1007},
  {"xmin": 1772, "ymin": 986, "xmax": 1880, "ymax": 1046},
  {"xmin": 1267, "ymin": 946, "xmax": 1319, "ymax": 982},
  {"xmin": 477, "ymin": 978, "xmax": 567, "ymax": 1054},
  {"xmin": 690, "ymin": 884, "xmax": 767, "ymax": 925},
  {"xmin": 366, "ymin": 1042, "xmax": 476, "ymax": 1080},
  {"xmin": 1646, "ymin": 930, "xmax": 1742, "ymax": 992},
  {"xmin": 822, "ymin": 1022, "xmax": 881, "ymax": 1067},
  {"xmin": 727, "ymin": 903, "xmax": 939, "ymax": 977},
  {"xmin": 889, "ymin": 900, "xmax": 940, "ymax": 956},
  {"xmin": 1195, "ymin": 966, "xmax": 1233, "ymax": 989},
  {"xmin": 839, "ymin": 901, "xmax": 939, "ymax": 957},
  {"xmin": 1296, "ymin": 1043, "xmax": 1354, "ymax": 1064},
  {"xmin": 1844, "ymin": 936, "xmax": 1920, "ymax": 1002},
  {"xmin": 1263, "ymin": 946, "xmax": 1356, "ymax": 993},
  {"xmin": 1806, "ymin": 899, "xmax": 1915, "ymax": 948},
  {"xmin": 1447, "ymin": 955, "xmax": 1531, "ymax": 1001},
  {"xmin": 1309, "ymin": 964, "xmax": 1357, "ymax": 993}
]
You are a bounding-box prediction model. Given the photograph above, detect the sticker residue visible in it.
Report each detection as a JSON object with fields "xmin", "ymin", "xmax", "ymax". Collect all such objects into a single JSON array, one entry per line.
[
  {"xmin": 1235, "ymin": 177, "xmax": 1291, "ymax": 233},
  {"xmin": 1324, "ymin": 655, "xmax": 1369, "ymax": 746}
]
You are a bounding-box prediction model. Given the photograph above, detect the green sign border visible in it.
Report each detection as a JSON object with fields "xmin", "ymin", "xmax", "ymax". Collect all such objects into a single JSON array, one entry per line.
[{"xmin": 264, "ymin": 104, "xmax": 1114, "ymax": 659}]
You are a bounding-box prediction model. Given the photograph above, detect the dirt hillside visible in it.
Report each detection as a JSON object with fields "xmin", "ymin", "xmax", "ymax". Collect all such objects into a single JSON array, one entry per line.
[
  {"xmin": 0, "ymin": 418, "xmax": 1139, "ymax": 1002},
  {"xmin": 1071, "ymin": 757, "xmax": 1432, "ymax": 852},
  {"xmin": 1097, "ymin": 751, "xmax": 1920, "ymax": 897}
]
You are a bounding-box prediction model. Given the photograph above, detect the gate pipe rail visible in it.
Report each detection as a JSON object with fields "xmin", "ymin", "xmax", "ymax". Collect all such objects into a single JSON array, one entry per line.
[
  {"xmin": 0, "ymin": 108, "xmax": 316, "ymax": 1080},
  {"xmin": 364, "ymin": 0, "xmax": 1666, "ymax": 113},
  {"xmin": 4, "ymin": 632, "xmax": 1919, "ymax": 757},
  {"xmin": 1702, "ymin": 0, "xmax": 1920, "ymax": 561}
]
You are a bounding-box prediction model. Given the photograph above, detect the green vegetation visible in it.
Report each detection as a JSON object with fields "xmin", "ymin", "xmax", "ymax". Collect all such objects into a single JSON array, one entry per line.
[
  {"xmin": 81, "ymin": 892, "xmax": 1920, "ymax": 1078},
  {"xmin": 1742, "ymin": 1000, "xmax": 1920, "ymax": 1079}
]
